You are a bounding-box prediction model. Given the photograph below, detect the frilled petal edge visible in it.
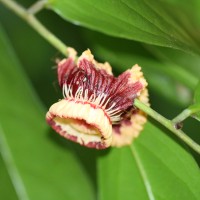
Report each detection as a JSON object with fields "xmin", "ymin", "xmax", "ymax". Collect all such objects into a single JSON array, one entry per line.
[{"xmin": 46, "ymin": 99, "xmax": 113, "ymax": 149}]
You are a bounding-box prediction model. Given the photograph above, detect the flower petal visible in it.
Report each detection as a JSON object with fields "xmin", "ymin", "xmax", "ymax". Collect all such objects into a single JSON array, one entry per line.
[
  {"xmin": 46, "ymin": 99, "xmax": 113, "ymax": 149},
  {"xmin": 57, "ymin": 47, "xmax": 77, "ymax": 86},
  {"xmin": 78, "ymin": 49, "xmax": 113, "ymax": 75},
  {"xmin": 111, "ymin": 65, "xmax": 149, "ymax": 147}
]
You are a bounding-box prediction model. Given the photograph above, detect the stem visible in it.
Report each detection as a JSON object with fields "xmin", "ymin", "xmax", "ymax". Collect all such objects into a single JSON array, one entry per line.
[
  {"xmin": 27, "ymin": 0, "xmax": 47, "ymax": 15},
  {"xmin": 0, "ymin": 0, "xmax": 68, "ymax": 56},
  {"xmin": 172, "ymin": 104, "xmax": 200, "ymax": 124},
  {"xmin": 172, "ymin": 109, "xmax": 191, "ymax": 124},
  {"xmin": 134, "ymin": 99, "xmax": 200, "ymax": 154}
]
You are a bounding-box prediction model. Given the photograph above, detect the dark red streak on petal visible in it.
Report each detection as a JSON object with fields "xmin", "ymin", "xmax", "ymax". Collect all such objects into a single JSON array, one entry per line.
[
  {"xmin": 58, "ymin": 57, "xmax": 75, "ymax": 86},
  {"xmin": 58, "ymin": 58, "xmax": 143, "ymax": 117}
]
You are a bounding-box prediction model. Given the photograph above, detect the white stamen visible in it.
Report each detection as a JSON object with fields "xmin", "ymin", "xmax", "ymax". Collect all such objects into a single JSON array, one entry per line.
[
  {"xmin": 102, "ymin": 97, "xmax": 111, "ymax": 109},
  {"xmin": 99, "ymin": 93, "xmax": 108, "ymax": 107},
  {"xmin": 62, "ymin": 84, "xmax": 121, "ymax": 123},
  {"xmin": 105, "ymin": 102, "xmax": 116, "ymax": 112},
  {"xmin": 62, "ymin": 83, "xmax": 68, "ymax": 98},
  {"xmin": 107, "ymin": 107, "xmax": 121, "ymax": 116},
  {"xmin": 83, "ymin": 77, "xmax": 87, "ymax": 82},
  {"xmin": 89, "ymin": 93, "xmax": 96, "ymax": 102},
  {"xmin": 94, "ymin": 93, "xmax": 104, "ymax": 105},
  {"xmin": 62, "ymin": 84, "xmax": 74, "ymax": 99},
  {"xmin": 62, "ymin": 84, "xmax": 66, "ymax": 98},
  {"xmin": 69, "ymin": 86, "xmax": 73, "ymax": 98},
  {"xmin": 75, "ymin": 86, "xmax": 83, "ymax": 100},
  {"xmin": 84, "ymin": 89, "xmax": 89, "ymax": 100}
]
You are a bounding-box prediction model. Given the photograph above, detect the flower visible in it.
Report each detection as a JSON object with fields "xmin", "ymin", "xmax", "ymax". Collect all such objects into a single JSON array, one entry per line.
[{"xmin": 46, "ymin": 48, "xmax": 149, "ymax": 149}]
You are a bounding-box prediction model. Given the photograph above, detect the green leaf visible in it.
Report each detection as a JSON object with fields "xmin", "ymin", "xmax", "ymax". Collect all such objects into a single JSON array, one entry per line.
[
  {"xmin": 141, "ymin": 45, "xmax": 200, "ymax": 88},
  {"xmin": 82, "ymin": 30, "xmax": 195, "ymax": 107},
  {"xmin": 0, "ymin": 24, "xmax": 95, "ymax": 200},
  {"xmin": 98, "ymin": 122, "xmax": 200, "ymax": 200},
  {"xmin": 163, "ymin": 0, "xmax": 200, "ymax": 27},
  {"xmin": 0, "ymin": 155, "xmax": 18, "ymax": 200},
  {"xmin": 194, "ymin": 81, "xmax": 200, "ymax": 103},
  {"xmin": 48, "ymin": 0, "xmax": 200, "ymax": 55},
  {"xmin": 193, "ymin": 81, "xmax": 200, "ymax": 121}
]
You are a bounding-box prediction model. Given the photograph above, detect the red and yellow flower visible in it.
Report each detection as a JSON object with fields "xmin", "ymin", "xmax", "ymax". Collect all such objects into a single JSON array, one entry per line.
[{"xmin": 46, "ymin": 48, "xmax": 148, "ymax": 149}]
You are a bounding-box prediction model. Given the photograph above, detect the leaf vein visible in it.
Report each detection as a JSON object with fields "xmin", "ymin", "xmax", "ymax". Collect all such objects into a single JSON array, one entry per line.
[
  {"xmin": 0, "ymin": 124, "xmax": 30, "ymax": 200},
  {"xmin": 129, "ymin": 145, "xmax": 156, "ymax": 200}
]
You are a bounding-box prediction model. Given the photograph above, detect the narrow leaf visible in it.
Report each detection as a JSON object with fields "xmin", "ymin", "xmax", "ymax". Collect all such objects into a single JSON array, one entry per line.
[{"xmin": 0, "ymin": 24, "xmax": 95, "ymax": 200}]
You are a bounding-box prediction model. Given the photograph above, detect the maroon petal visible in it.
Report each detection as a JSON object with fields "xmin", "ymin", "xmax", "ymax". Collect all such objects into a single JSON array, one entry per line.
[{"xmin": 57, "ymin": 48, "xmax": 77, "ymax": 86}]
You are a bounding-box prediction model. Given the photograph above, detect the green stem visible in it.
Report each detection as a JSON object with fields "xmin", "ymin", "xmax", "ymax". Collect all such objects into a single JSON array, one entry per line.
[
  {"xmin": 1, "ymin": 0, "xmax": 200, "ymax": 154},
  {"xmin": 134, "ymin": 99, "xmax": 200, "ymax": 154},
  {"xmin": 172, "ymin": 104, "xmax": 200, "ymax": 124},
  {"xmin": 0, "ymin": 0, "xmax": 68, "ymax": 56},
  {"xmin": 172, "ymin": 109, "xmax": 191, "ymax": 124},
  {"xmin": 27, "ymin": 0, "xmax": 48, "ymax": 15}
]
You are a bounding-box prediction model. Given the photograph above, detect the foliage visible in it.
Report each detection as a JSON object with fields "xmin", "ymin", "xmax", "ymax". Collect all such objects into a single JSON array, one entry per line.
[{"xmin": 0, "ymin": 0, "xmax": 200, "ymax": 199}]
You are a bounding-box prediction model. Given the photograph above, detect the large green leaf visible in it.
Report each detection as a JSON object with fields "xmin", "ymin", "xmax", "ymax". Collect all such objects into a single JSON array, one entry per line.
[
  {"xmin": 0, "ymin": 24, "xmax": 95, "ymax": 200},
  {"xmin": 47, "ymin": 0, "xmax": 200, "ymax": 54},
  {"xmin": 82, "ymin": 30, "xmax": 197, "ymax": 107},
  {"xmin": 98, "ymin": 122, "xmax": 200, "ymax": 200},
  {"xmin": 163, "ymin": 0, "xmax": 200, "ymax": 27},
  {"xmin": 0, "ymin": 155, "xmax": 18, "ymax": 200}
]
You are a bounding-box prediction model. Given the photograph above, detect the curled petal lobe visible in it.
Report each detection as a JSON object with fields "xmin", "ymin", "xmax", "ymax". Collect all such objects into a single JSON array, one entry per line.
[
  {"xmin": 46, "ymin": 99, "xmax": 112, "ymax": 149},
  {"xmin": 46, "ymin": 48, "xmax": 149, "ymax": 149}
]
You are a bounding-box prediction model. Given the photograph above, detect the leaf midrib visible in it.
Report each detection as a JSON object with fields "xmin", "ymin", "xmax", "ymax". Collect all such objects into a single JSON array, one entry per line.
[
  {"xmin": 0, "ymin": 124, "xmax": 30, "ymax": 200},
  {"xmin": 136, "ymin": 141, "xmax": 200, "ymax": 200},
  {"xmin": 129, "ymin": 145, "xmax": 156, "ymax": 200}
]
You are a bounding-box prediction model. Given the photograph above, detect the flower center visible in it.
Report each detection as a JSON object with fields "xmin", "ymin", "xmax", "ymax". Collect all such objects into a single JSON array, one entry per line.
[
  {"xmin": 55, "ymin": 118, "xmax": 100, "ymax": 135},
  {"xmin": 62, "ymin": 83, "xmax": 122, "ymax": 123}
]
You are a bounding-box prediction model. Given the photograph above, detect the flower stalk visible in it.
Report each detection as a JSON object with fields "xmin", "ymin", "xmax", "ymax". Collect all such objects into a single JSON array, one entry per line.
[
  {"xmin": 172, "ymin": 104, "xmax": 200, "ymax": 124},
  {"xmin": 0, "ymin": 0, "xmax": 68, "ymax": 56},
  {"xmin": 1, "ymin": 0, "xmax": 200, "ymax": 153},
  {"xmin": 27, "ymin": 0, "xmax": 48, "ymax": 15},
  {"xmin": 134, "ymin": 99, "xmax": 200, "ymax": 154}
]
